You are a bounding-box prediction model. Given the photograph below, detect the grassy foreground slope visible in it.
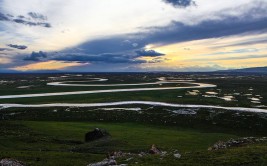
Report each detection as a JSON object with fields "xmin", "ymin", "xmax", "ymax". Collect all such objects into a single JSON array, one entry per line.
[{"xmin": 0, "ymin": 121, "xmax": 267, "ymax": 166}]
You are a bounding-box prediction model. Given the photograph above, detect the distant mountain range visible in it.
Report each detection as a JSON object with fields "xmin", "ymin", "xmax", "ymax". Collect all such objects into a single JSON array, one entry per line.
[
  {"xmin": 218, "ymin": 67, "xmax": 267, "ymax": 73},
  {"xmin": 0, "ymin": 69, "xmax": 63, "ymax": 74},
  {"xmin": 1, "ymin": 67, "xmax": 267, "ymax": 74}
]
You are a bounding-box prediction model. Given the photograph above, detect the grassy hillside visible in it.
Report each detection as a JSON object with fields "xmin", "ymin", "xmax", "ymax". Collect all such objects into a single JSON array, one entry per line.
[{"xmin": 2, "ymin": 121, "xmax": 267, "ymax": 166}]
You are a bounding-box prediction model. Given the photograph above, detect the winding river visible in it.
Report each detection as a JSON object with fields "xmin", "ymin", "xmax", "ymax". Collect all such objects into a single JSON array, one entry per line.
[
  {"xmin": 1, "ymin": 101, "xmax": 267, "ymax": 113},
  {"xmin": 0, "ymin": 77, "xmax": 266, "ymax": 113},
  {"xmin": 0, "ymin": 79, "xmax": 215, "ymax": 99}
]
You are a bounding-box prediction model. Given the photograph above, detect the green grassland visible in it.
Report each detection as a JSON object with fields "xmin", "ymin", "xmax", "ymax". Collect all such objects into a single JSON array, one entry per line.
[
  {"xmin": 1, "ymin": 73, "xmax": 267, "ymax": 165},
  {"xmin": 1, "ymin": 104, "xmax": 267, "ymax": 165},
  {"xmin": 1, "ymin": 120, "xmax": 267, "ymax": 166},
  {"xmin": 0, "ymin": 73, "xmax": 266, "ymax": 108}
]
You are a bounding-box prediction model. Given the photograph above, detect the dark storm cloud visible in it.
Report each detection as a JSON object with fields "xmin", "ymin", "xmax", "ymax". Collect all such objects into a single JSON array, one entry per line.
[
  {"xmin": 12, "ymin": 18, "xmax": 51, "ymax": 28},
  {"xmin": 0, "ymin": 12, "xmax": 51, "ymax": 28},
  {"xmin": 7, "ymin": 44, "xmax": 27, "ymax": 50},
  {"xmin": 143, "ymin": 2, "xmax": 267, "ymax": 45},
  {"xmin": 163, "ymin": 0, "xmax": 196, "ymax": 8},
  {"xmin": 143, "ymin": 16, "xmax": 267, "ymax": 46},
  {"xmin": 50, "ymin": 48, "xmax": 164, "ymax": 64},
  {"xmin": 135, "ymin": 49, "xmax": 165, "ymax": 57},
  {"xmin": 52, "ymin": 53, "xmax": 146, "ymax": 64},
  {"xmin": 74, "ymin": 4, "xmax": 267, "ymax": 57},
  {"xmin": 0, "ymin": 12, "xmax": 9, "ymax": 21},
  {"xmin": 71, "ymin": 16, "xmax": 267, "ymax": 59},
  {"xmin": 78, "ymin": 37, "xmax": 144, "ymax": 55},
  {"xmin": 23, "ymin": 48, "xmax": 164, "ymax": 64},
  {"xmin": 28, "ymin": 12, "xmax": 47, "ymax": 20},
  {"xmin": 52, "ymin": 13, "xmax": 267, "ymax": 65},
  {"xmin": 24, "ymin": 51, "xmax": 47, "ymax": 61}
]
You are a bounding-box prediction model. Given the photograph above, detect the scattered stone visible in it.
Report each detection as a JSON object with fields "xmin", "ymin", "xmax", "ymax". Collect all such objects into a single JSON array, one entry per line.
[
  {"xmin": 88, "ymin": 151, "xmax": 132, "ymax": 166},
  {"xmin": 87, "ymin": 158, "xmax": 128, "ymax": 166},
  {"xmin": 173, "ymin": 153, "xmax": 181, "ymax": 159},
  {"xmin": 87, "ymin": 159, "xmax": 117, "ymax": 166},
  {"xmin": 85, "ymin": 128, "xmax": 110, "ymax": 142},
  {"xmin": 125, "ymin": 157, "xmax": 133, "ymax": 162},
  {"xmin": 138, "ymin": 152, "xmax": 146, "ymax": 157},
  {"xmin": 0, "ymin": 158, "xmax": 25, "ymax": 166},
  {"xmin": 149, "ymin": 144, "xmax": 161, "ymax": 154},
  {"xmin": 208, "ymin": 137, "xmax": 267, "ymax": 150},
  {"xmin": 107, "ymin": 151, "xmax": 132, "ymax": 159},
  {"xmin": 88, "ymin": 145, "xmax": 173, "ymax": 166},
  {"xmin": 160, "ymin": 151, "xmax": 167, "ymax": 157}
]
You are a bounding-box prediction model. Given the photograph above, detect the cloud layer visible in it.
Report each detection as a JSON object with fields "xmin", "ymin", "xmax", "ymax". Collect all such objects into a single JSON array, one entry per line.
[
  {"xmin": 163, "ymin": 0, "xmax": 196, "ymax": 8},
  {"xmin": 1, "ymin": 0, "xmax": 267, "ymax": 72},
  {"xmin": 0, "ymin": 11, "xmax": 51, "ymax": 28},
  {"xmin": 7, "ymin": 44, "xmax": 27, "ymax": 50}
]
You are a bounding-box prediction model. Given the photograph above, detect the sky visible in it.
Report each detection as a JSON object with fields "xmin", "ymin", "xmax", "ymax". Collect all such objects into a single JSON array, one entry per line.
[{"xmin": 0, "ymin": 0, "xmax": 267, "ymax": 72}]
